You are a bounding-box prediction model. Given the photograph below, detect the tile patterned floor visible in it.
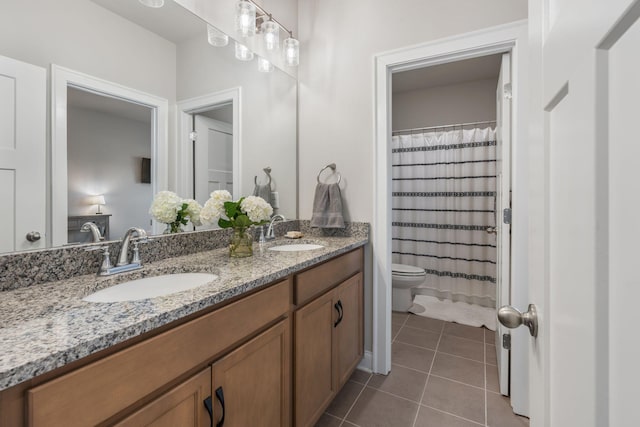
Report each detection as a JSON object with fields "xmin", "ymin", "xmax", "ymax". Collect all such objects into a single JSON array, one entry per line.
[{"xmin": 315, "ymin": 313, "xmax": 529, "ymax": 427}]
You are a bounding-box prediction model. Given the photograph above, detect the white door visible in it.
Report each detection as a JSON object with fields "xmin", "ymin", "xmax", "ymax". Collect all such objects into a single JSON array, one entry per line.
[
  {"xmin": 194, "ymin": 115, "xmax": 233, "ymax": 204},
  {"xmin": 0, "ymin": 55, "xmax": 46, "ymax": 253},
  {"xmin": 494, "ymin": 52, "xmax": 511, "ymax": 396},
  {"xmin": 526, "ymin": 0, "xmax": 640, "ymax": 425}
]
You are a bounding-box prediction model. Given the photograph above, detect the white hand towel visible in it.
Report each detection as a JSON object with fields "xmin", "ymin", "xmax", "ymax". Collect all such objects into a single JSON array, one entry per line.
[{"xmin": 310, "ymin": 183, "xmax": 345, "ymax": 228}]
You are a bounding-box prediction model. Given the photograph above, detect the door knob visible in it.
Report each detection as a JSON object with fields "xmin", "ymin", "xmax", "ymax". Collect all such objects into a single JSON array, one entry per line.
[
  {"xmin": 26, "ymin": 231, "xmax": 41, "ymax": 242},
  {"xmin": 497, "ymin": 304, "xmax": 538, "ymax": 337},
  {"xmin": 486, "ymin": 226, "xmax": 497, "ymax": 235}
]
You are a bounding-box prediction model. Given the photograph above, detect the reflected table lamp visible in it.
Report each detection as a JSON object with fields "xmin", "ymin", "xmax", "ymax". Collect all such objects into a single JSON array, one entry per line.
[{"xmin": 89, "ymin": 195, "xmax": 106, "ymax": 214}]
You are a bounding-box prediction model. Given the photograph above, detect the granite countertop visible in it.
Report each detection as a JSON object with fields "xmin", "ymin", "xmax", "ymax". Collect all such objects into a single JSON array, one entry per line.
[{"xmin": 0, "ymin": 235, "xmax": 367, "ymax": 391}]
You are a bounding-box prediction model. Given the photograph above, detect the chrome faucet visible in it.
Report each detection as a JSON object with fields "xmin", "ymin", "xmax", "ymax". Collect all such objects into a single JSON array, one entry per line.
[
  {"xmin": 80, "ymin": 222, "xmax": 103, "ymax": 242},
  {"xmin": 116, "ymin": 227, "xmax": 147, "ymax": 266},
  {"xmin": 265, "ymin": 215, "xmax": 286, "ymax": 240},
  {"xmin": 97, "ymin": 227, "xmax": 147, "ymax": 276}
]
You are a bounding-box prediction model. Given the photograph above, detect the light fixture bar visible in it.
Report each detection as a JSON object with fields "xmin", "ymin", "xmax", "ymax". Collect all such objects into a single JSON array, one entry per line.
[{"xmin": 248, "ymin": 0, "xmax": 294, "ymax": 39}]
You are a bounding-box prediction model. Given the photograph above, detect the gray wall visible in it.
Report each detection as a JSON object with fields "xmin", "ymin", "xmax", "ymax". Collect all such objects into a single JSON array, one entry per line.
[
  {"xmin": 67, "ymin": 108, "xmax": 153, "ymax": 238},
  {"xmin": 392, "ymin": 78, "xmax": 497, "ymax": 131}
]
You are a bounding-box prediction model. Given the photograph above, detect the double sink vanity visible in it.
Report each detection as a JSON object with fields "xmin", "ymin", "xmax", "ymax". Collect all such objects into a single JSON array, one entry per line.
[{"xmin": 0, "ymin": 222, "xmax": 368, "ymax": 426}]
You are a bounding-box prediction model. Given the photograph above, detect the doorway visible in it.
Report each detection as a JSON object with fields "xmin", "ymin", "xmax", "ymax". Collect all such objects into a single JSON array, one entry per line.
[{"xmin": 373, "ymin": 21, "xmax": 529, "ymax": 416}]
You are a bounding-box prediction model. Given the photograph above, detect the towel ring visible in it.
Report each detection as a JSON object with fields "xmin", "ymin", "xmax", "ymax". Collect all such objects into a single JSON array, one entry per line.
[
  {"xmin": 255, "ymin": 167, "xmax": 272, "ymax": 186},
  {"xmin": 317, "ymin": 163, "xmax": 342, "ymax": 184}
]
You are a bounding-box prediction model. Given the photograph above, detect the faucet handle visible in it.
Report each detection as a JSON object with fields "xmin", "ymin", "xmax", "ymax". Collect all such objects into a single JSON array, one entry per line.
[
  {"xmin": 99, "ymin": 247, "xmax": 113, "ymax": 275},
  {"xmin": 131, "ymin": 241, "xmax": 141, "ymax": 264}
]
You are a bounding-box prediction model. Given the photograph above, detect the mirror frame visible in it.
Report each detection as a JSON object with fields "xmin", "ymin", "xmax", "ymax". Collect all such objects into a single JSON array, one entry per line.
[
  {"xmin": 175, "ymin": 87, "xmax": 241, "ymax": 201},
  {"xmin": 50, "ymin": 65, "xmax": 169, "ymax": 246}
]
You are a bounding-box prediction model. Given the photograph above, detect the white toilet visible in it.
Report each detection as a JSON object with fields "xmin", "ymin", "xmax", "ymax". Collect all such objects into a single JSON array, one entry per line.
[{"xmin": 392, "ymin": 263, "xmax": 427, "ymax": 312}]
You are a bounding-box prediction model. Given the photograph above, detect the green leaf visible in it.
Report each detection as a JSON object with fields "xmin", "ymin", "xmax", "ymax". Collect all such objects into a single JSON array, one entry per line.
[
  {"xmin": 235, "ymin": 214, "xmax": 252, "ymax": 228},
  {"xmin": 224, "ymin": 201, "xmax": 239, "ymax": 220},
  {"xmin": 218, "ymin": 218, "xmax": 232, "ymax": 228}
]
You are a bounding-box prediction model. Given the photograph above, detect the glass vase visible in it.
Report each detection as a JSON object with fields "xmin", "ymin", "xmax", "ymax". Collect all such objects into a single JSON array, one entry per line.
[
  {"xmin": 164, "ymin": 222, "xmax": 184, "ymax": 234},
  {"xmin": 229, "ymin": 226, "xmax": 253, "ymax": 258}
]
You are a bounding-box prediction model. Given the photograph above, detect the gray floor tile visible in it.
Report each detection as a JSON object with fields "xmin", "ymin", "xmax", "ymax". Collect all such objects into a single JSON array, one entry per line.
[
  {"xmin": 326, "ymin": 380, "xmax": 364, "ymax": 418},
  {"xmin": 422, "ymin": 375, "xmax": 485, "ymax": 423},
  {"xmin": 487, "ymin": 392, "xmax": 530, "ymax": 427},
  {"xmin": 405, "ymin": 315, "xmax": 445, "ymax": 333},
  {"xmin": 392, "ymin": 323, "xmax": 402, "ymax": 339},
  {"xmin": 486, "ymin": 344, "xmax": 498, "ymax": 365},
  {"xmin": 486, "ymin": 364, "xmax": 500, "ymax": 393},
  {"xmin": 367, "ymin": 364, "xmax": 428, "ymax": 402},
  {"xmin": 392, "ymin": 312, "xmax": 409, "ymax": 325},
  {"xmin": 391, "ymin": 342, "xmax": 435, "ymax": 373},
  {"xmin": 438, "ymin": 334, "xmax": 485, "ymax": 362},
  {"xmin": 395, "ymin": 326, "xmax": 440, "ymax": 350},
  {"xmin": 485, "ymin": 328, "xmax": 496, "ymax": 344},
  {"xmin": 315, "ymin": 413, "xmax": 342, "ymax": 427},
  {"xmin": 443, "ymin": 322, "xmax": 485, "ymax": 342},
  {"xmin": 431, "ymin": 353, "xmax": 485, "ymax": 388},
  {"xmin": 414, "ymin": 405, "xmax": 483, "ymax": 427},
  {"xmin": 350, "ymin": 369, "xmax": 372, "ymax": 385},
  {"xmin": 346, "ymin": 387, "xmax": 419, "ymax": 427}
]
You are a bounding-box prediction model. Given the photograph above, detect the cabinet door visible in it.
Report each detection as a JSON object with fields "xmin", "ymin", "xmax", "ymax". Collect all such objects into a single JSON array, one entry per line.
[
  {"xmin": 211, "ymin": 319, "xmax": 291, "ymax": 427},
  {"xmin": 294, "ymin": 290, "xmax": 337, "ymax": 427},
  {"xmin": 334, "ymin": 273, "xmax": 364, "ymax": 388},
  {"xmin": 115, "ymin": 368, "xmax": 211, "ymax": 427}
]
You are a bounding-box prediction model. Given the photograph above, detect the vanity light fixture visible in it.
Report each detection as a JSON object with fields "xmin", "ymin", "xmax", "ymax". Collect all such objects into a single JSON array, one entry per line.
[
  {"xmin": 235, "ymin": 0, "xmax": 299, "ymax": 67},
  {"xmin": 257, "ymin": 57, "xmax": 273, "ymax": 73},
  {"xmin": 235, "ymin": 0, "xmax": 256, "ymax": 37},
  {"xmin": 207, "ymin": 24, "xmax": 229, "ymax": 47},
  {"xmin": 138, "ymin": 0, "xmax": 164, "ymax": 8},
  {"xmin": 235, "ymin": 42, "xmax": 254, "ymax": 61},
  {"xmin": 89, "ymin": 195, "xmax": 106, "ymax": 214}
]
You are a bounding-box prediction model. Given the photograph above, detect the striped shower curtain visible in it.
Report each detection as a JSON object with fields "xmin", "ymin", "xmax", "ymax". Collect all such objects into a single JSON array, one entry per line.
[{"xmin": 391, "ymin": 127, "xmax": 497, "ymax": 308}]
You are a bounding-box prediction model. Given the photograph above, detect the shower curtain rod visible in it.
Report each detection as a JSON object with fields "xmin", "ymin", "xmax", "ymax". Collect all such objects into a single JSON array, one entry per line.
[{"xmin": 392, "ymin": 120, "xmax": 497, "ymax": 136}]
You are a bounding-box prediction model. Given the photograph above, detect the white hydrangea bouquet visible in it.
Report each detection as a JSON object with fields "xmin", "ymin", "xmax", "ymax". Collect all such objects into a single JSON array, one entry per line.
[
  {"xmin": 149, "ymin": 191, "xmax": 202, "ymax": 233},
  {"xmin": 200, "ymin": 190, "xmax": 273, "ymax": 257},
  {"xmin": 200, "ymin": 190, "xmax": 273, "ymax": 229}
]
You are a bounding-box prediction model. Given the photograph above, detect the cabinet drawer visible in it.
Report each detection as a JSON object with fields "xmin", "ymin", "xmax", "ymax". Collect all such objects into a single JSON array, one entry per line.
[
  {"xmin": 294, "ymin": 248, "xmax": 363, "ymax": 305},
  {"xmin": 27, "ymin": 279, "xmax": 290, "ymax": 427}
]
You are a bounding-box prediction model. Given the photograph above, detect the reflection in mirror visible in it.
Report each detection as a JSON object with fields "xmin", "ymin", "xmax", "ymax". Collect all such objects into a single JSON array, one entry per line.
[
  {"xmin": 66, "ymin": 88, "xmax": 154, "ymax": 243},
  {"xmin": 0, "ymin": 0, "xmax": 297, "ymax": 253}
]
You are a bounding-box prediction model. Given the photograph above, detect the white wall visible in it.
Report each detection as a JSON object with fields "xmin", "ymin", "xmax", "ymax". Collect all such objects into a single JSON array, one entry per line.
[
  {"xmin": 176, "ymin": 33, "xmax": 297, "ymax": 219},
  {"xmin": 67, "ymin": 108, "xmax": 153, "ymax": 239},
  {"xmin": 0, "ymin": 0, "xmax": 176, "ymax": 101},
  {"xmin": 298, "ymin": 0, "xmax": 528, "ymax": 352},
  {"xmin": 392, "ymin": 78, "xmax": 497, "ymax": 131}
]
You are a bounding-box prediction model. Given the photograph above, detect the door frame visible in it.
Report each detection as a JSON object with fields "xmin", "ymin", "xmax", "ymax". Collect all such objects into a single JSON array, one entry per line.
[
  {"xmin": 176, "ymin": 88, "xmax": 241, "ymax": 201},
  {"xmin": 50, "ymin": 65, "xmax": 169, "ymax": 244},
  {"xmin": 372, "ymin": 20, "xmax": 529, "ymax": 414}
]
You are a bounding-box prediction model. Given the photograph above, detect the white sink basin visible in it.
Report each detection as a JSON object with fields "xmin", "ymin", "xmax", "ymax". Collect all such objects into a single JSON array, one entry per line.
[
  {"xmin": 268, "ymin": 243, "xmax": 324, "ymax": 252},
  {"xmin": 83, "ymin": 273, "xmax": 218, "ymax": 303}
]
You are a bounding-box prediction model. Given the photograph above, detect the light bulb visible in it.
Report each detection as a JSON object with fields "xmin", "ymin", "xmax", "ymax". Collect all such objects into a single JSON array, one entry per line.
[
  {"xmin": 235, "ymin": 1, "xmax": 256, "ymax": 37},
  {"xmin": 283, "ymin": 37, "xmax": 299, "ymax": 67},
  {"xmin": 207, "ymin": 25, "xmax": 229, "ymax": 47},
  {"xmin": 138, "ymin": 0, "xmax": 164, "ymax": 7},
  {"xmin": 258, "ymin": 57, "xmax": 273, "ymax": 72},
  {"xmin": 261, "ymin": 20, "xmax": 279, "ymax": 51},
  {"xmin": 235, "ymin": 42, "xmax": 254, "ymax": 61}
]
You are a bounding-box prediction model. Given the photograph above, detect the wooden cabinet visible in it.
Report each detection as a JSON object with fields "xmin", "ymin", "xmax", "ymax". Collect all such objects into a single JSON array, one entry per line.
[
  {"xmin": 115, "ymin": 368, "xmax": 211, "ymax": 427},
  {"xmin": 294, "ymin": 268, "xmax": 364, "ymax": 427},
  {"xmin": 211, "ymin": 319, "xmax": 291, "ymax": 427}
]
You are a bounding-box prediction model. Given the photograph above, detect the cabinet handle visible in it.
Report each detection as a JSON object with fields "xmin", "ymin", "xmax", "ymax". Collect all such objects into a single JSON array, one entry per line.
[
  {"xmin": 334, "ymin": 300, "xmax": 343, "ymax": 327},
  {"xmin": 203, "ymin": 396, "xmax": 213, "ymax": 427},
  {"xmin": 215, "ymin": 386, "xmax": 226, "ymax": 427}
]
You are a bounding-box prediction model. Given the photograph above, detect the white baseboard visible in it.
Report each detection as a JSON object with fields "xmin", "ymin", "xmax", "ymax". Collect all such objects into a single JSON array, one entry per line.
[{"xmin": 357, "ymin": 350, "xmax": 373, "ymax": 373}]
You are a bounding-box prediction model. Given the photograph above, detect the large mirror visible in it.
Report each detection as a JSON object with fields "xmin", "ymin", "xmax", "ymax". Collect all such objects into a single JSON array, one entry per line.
[{"xmin": 0, "ymin": 0, "xmax": 297, "ymax": 253}]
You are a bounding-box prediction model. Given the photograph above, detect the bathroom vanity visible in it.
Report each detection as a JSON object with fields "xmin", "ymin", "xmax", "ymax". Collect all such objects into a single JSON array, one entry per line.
[{"xmin": 0, "ymin": 230, "xmax": 366, "ymax": 427}]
